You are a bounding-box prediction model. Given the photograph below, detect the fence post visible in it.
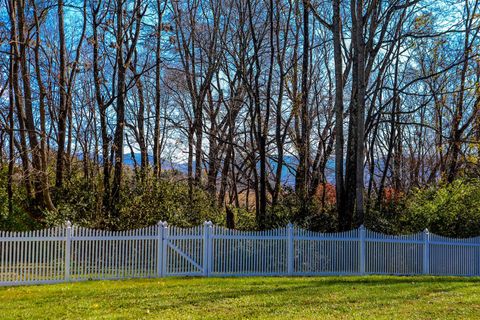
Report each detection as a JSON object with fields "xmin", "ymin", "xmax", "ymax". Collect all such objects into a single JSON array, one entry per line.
[
  {"xmin": 162, "ymin": 222, "xmax": 169, "ymax": 277},
  {"xmin": 203, "ymin": 221, "xmax": 213, "ymax": 277},
  {"xmin": 287, "ymin": 222, "xmax": 294, "ymax": 275},
  {"xmin": 157, "ymin": 221, "xmax": 164, "ymax": 277},
  {"xmin": 65, "ymin": 221, "xmax": 72, "ymax": 282},
  {"xmin": 423, "ymin": 228, "xmax": 430, "ymax": 274},
  {"xmin": 359, "ymin": 225, "xmax": 366, "ymax": 275}
]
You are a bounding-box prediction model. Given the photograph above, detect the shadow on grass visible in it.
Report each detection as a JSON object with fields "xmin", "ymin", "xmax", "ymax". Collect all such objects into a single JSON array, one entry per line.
[
  {"xmin": 290, "ymin": 275, "xmax": 480, "ymax": 286},
  {"xmin": 167, "ymin": 274, "xmax": 480, "ymax": 286},
  {"xmin": 117, "ymin": 278, "xmax": 474, "ymax": 316},
  {"xmin": 98, "ymin": 276, "xmax": 480, "ymax": 309}
]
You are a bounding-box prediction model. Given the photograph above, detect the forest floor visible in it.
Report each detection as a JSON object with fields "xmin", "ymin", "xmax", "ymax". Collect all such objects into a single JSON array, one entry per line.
[{"xmin": 1, "ymin": 276, "xmax": 479, "ymax": 319}]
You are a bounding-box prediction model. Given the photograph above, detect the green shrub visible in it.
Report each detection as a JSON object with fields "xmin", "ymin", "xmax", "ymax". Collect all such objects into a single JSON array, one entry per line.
[
  {"xmin": 266, "ymin": 192, "xmax": 337, "ymax": 232},
  {"xmin": 402, "ymin": 179, "xmax": 480, "ymax": 237},
  {"xmin": 363, "ymin": 196, "xmax": 408, "ymax": 235},
  {"xmin": 229, "ymin": 207, "xmax": 257, "ymax": 230},
  {"xmin": 44, "ymin": 176, "xmax": 103, "ymax": 228},
  {"xmin": 0, "ymin": 167, "xmax": 39, "ymax": 231},
  {"xmin": 115, "ymin": 178, "xmax": 222, "ymax": 229}
]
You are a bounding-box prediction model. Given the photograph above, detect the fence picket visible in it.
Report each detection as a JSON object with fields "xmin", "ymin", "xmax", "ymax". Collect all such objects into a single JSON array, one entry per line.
[
  {"xmin": 157, "ymin": 222, "xmax": 163, "ymax": 277},
  {"xmin": 287, "ymin": 223, "xmax": 293, "ymax": 275},
  {"xmin": 65, "ymin": 221, "xmax": 71, "ymax": 281},
  {"xmin": 359, "ymin": 225, "xmax": 366, "ymax": 275},
  {"xmin": 423, "ymin": 229, "xmax": 430, "ymax": 274}
]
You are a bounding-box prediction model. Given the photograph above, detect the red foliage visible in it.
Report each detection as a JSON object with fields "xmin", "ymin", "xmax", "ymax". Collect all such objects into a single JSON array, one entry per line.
[
  {"xmin": 314, "ymin": 183, "xmax": 337, "ymax": 205},
  {"xmin": 382, "ymin": 187, "xmax": 404, "ymax": 203}
]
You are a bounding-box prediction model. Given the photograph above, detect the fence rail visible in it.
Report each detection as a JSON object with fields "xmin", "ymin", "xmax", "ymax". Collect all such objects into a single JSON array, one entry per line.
[{"xmin": 1, "ymin": 221, "xmax": 480, "ymax": 286}]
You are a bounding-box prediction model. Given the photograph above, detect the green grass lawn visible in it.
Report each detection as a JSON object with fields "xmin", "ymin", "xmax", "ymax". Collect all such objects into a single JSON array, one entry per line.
[{"xmin": 1, "ymin": 276, "xmax": 479, "ymax": 319}]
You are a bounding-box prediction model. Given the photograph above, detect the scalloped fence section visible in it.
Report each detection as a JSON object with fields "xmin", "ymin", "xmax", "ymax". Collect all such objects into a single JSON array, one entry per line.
[{"xmin": 1, "ymin": 222, "xmax": 480, "ymax": 285}]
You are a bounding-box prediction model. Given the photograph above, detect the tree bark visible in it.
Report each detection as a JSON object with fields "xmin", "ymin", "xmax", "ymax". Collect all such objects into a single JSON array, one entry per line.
[
  {"xmin": 56, "ymin": 0, "xmax": 68, "ymax": 188},
  {"xmin": 295, "ymin": 0, "xmax": 311, "ymax": 218},
  {"xmin": 332, "ymin": 0, "xmax": 347, "ymax": 230}
]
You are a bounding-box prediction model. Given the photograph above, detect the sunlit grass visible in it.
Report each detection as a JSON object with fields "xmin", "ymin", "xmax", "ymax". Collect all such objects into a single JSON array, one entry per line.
[{"xmin": 1, "ymin": 276, "xmax": 479, "ymax": 319}]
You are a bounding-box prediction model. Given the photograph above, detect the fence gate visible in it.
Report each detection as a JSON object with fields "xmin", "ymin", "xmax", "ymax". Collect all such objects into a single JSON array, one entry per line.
[{"xmin": 163, "ymin": 224, "xmax": 210, "ymax": 276}]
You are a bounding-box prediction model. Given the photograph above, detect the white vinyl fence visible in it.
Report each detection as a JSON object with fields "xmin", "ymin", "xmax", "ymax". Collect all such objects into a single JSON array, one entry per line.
[{"xmin": 1, "ymin": 221, "xmax": 479, "ymax": 286}]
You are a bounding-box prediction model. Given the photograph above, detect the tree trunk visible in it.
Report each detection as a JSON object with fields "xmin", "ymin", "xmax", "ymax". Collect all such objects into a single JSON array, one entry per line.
[
  {"xmin": 8, "ymin": 46, "xmax": 15, "ymax": 216},
  {"xmin": 153, "ymin": 0, "xmax": 165, "ymax": 177},
  {"xmin": 111, "ymin": 0, "xmax": 127, "ymax": 217},
  {"xmin": 56, "ymin": 0, "xmax": 68, "ymax": 188},
  {"xmin": 332, "ymin": 0, "xmax": 347, "ymax": 230}
]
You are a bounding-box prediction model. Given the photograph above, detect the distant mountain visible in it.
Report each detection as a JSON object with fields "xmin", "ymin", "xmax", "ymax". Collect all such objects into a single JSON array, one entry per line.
[
  {"xmin": 121, "ymin": 153, "xmax": 335, "ymax": 185},
  {"xmin": 122, "ymin": 153, "xmax": 190, "ymax": 172},
  {"xmin": 271, "ymin": 155, "xmax": 335, "ymax": 185},
  {"xmin": 76, "ymin": 152, "xmax": 336, "ymax": 185}
]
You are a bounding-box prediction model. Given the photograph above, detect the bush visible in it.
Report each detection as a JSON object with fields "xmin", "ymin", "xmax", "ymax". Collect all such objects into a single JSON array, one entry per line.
[
  {"xmin": 401, "ymin": 179, "xmax": 480, "ymax": 237},
  {"xmin": 229, "ymin": 207, "xmax": 257, "ymax": 230},
  {"xmin": 45, "ymin": 176, "xmax": 103, "ymax": 228},
  {"xmin": 266, "ymin": 192, "xmax": 337, "ymax": 232},
  {"xmin": 0, "ymin": 167, "xmax": 39, "ymax": 231},
  {"xmin": 363, "ymin": 196, "xmax": 407, "ymax": 235},
  {"xmin": 43, "ymin": 174, "xmax": 224, "ymax": 230},
  {"xmin": 115, "ymin": 177, "xmax": 222, "ymax": 229}
]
